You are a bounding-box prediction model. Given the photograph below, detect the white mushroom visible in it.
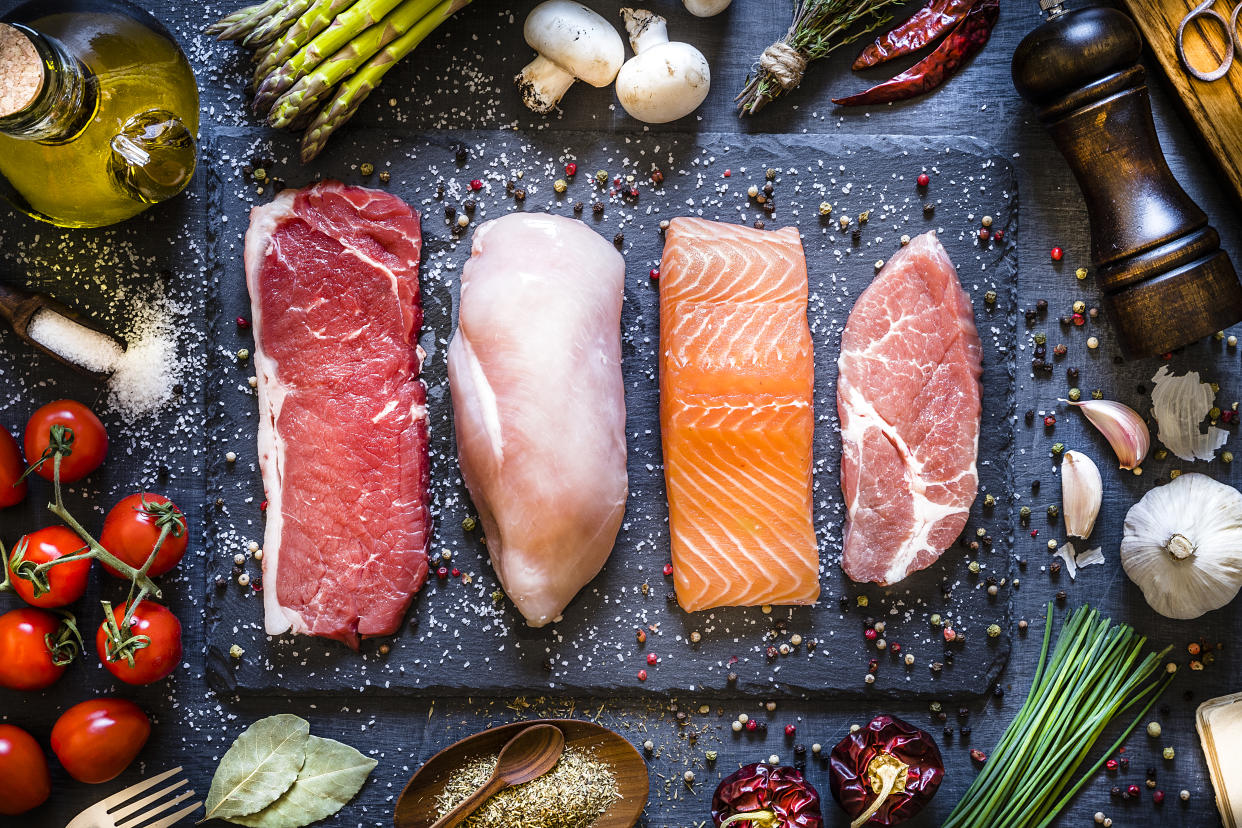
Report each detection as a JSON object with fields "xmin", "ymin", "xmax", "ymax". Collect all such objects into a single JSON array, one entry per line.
[
  {"xmin": 683, "ymin": 0, "xmax": 731, "ymax": 16},
  {"xmin": 516, "ymin": 0, "xmax": 625, "ymax": 114},
  {"xmin": 615, "ymin": 9, "xmax": 710, "ymax": 124}
]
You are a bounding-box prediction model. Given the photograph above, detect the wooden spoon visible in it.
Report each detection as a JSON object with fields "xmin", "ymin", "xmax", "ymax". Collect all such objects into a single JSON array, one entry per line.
[
  {"xmin": 427, "ymin": 724, "xmax": 565, "ymax": 828},
  {"xmin": 394, "ymin": 719, "xmax": 648, "ymax": 828},
  {"xmin": 0, "ymin": 280, "xmax": 122, "ymax": 381}
]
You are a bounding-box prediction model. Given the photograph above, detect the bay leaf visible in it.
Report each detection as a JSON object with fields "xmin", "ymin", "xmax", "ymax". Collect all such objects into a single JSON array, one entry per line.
[
  {"xmin": 228, "ymin": 735, "xmax": 378, "ymax": 828},
  {"xmin": 205, "ymin": 714, "xmax": 310, "ymax": 821}
]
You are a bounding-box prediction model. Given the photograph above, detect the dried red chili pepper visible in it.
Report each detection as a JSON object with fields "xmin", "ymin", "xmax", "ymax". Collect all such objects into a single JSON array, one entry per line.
[
  {"xmin": 711, "ymin": 763, "xmax": 823, "ymax": 828},
  {"xmin": 853, "ymin": 0, "xmax": 975, "ymax": 69},
  {"xmin": 828, "ymin": 715, "xmax": 943, "ymax": 827},
  {"xmin": 833, "ymin": 0, "xmax": 999, "ymax": 107}
]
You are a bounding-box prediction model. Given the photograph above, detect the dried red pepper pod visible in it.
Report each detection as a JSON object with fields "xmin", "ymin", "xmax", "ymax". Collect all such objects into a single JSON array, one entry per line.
[
  {"xmin": 828, "ymin": 715, "xmax": 943, "ymax": 827},
  {"xmin": 711, "ymin": 763, "xmax": 823, "ymax": 828},
  {"xmin": 833, "ymin": 0, "xmax": 999, "ymax": 107},
  {"xmin": 853, "ymin": 0, "xmax": 976, "ymax": 70}
]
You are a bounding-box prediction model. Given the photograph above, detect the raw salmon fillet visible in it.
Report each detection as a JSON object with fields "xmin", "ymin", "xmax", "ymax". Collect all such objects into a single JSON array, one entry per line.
[
  {"xmin": 659, "ymin": 217, "xmax": 819, "ymax": 612},
  {"xmin": 837, "ymin": 231, "xmax": 982, "ymax": 585}
]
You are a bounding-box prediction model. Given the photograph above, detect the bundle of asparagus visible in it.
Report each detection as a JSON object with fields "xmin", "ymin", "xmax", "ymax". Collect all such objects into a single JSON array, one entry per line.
[{"xmin": 207, "ymin": 0, "xmax": 472, "ymax": 161}]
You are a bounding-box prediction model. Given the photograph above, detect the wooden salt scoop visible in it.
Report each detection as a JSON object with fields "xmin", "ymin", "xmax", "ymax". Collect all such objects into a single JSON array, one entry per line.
[
  {"xmin": 394, "ymin": 719, "xmax": 648, "ymax": 828},
  {"xmin": 0, "ymin": 280, "xmax": 122, "ymax": 381}
]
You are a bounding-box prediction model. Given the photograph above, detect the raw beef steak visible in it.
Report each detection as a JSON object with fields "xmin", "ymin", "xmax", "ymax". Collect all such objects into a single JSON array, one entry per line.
[
  {"xmin": 837, "ymin": 231, "xmax": 982, "ymax": 585},
  {"xmin": 244, "ymin": 180, "xmax": 429, "ymax": 647}
]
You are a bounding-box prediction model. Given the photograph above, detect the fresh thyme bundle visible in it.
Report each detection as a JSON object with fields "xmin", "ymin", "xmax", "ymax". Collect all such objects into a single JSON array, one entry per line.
[
  {"xmin": 735, "ymin": 0, "xmax": 908, "ymax": 116},
  {"xmin": 942, "ymin": 604, "xmax": 1175, "ymax": 828}
]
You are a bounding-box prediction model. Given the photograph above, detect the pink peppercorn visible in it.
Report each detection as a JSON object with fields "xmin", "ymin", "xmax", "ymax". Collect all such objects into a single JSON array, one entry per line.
[
  {"xmin": 650, "ymin": 268, "xmax": 660, "ymax": 281},
  {"xmin": 451, "ymin": 567, "xmax": 460, "ymax": 577},
  {"xmin": 638, "ymin": 669, "xmax": 647, "ymax": 681},
  {"xmin": 917, "ymin": 173, "xmax": 930, "ymax": 188},
  {"xmin": 1127, "ymin": 785, "xmax": 1140, "ymax": 798},
  {"xmin": 237, "ymin": 316, "xmax": 251, "ymax": 329},
  {"xmin": 1106, "ymin": 759, "xmax": 1119, "ymax": 771},
  {"xmin": 1154, "ymin": 790, "xmax": 1165, "ymax": 804},
  {"xmin": 647, "ymin": 652, "xmax": 658, "ymax": 666},
  {"xmin": 891, "ymin": 642, "xmax": 902, "ymax": 654},
  {"xmin": 565, "ymin": 163, "xmax": 577, "ymax": 177},
  {"xmin": 663, "ymin": 563, "xmax": 673, "ymax": 576},
  {"xmin": 1072, "ymin": 313, "xmax": 1085, "ymax": 326},
  {"xmin": 1050, "ymin": 246, "xmax": 1063, "ymax": 261},
  {"xmin": 868, "ymin": 658, "xmax": 879, "ymax": 673},
  {"xmin": 469, "ymin": 179, "xmax": 482, "ymax": 191},
  {"xmin": 944, "ymin": 628, "xmax": 957, "ymax": 643},
  {"xmin": 1044, "ymin": 415, "xmax": 1056, "ymax": 427},
  {"xmin": 437, "ymin": 566, "xmax": 448, "ymax": 579},
  {"xmin": 978, "ymin": 229, "xmax": 990, "ymax": 242},
  {"xmin": 992, "ymin": 229, "xmax": 1004, "ymax": 242},
  {"xmin": 784, "ymin": 724, "xmax": 796, "ymax": 737},
  {"xmin": 746, "ymin": 719, "xmax": 758, "ymax": 731},
  {"xmin": 260, "ymin": 499, "xmax": 268, "ymax": 512},
  {"xmin": 723, "ymin": 169, "xmax": 731, "ymax": 177},
  {"xmin": 864, "ymin": 628, "xmax": 878, "ymax": 641}
]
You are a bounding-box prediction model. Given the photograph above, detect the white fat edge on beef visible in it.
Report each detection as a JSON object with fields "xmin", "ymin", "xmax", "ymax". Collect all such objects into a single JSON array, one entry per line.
[{"xmin": 243, "ymin": 191, "xmax": 305, "ymax": 637}]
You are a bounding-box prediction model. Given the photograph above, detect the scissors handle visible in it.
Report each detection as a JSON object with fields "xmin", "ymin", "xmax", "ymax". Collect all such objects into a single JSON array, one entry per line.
[{"xmin": 1178, "ymin": 0, "xmax": 1241, "ymax": 81}]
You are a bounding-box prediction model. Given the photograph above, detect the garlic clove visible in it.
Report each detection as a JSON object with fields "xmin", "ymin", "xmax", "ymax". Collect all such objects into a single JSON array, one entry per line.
[
  {"xmin": 1064, "ymin": 398, "xmax": 1150, "ymax": 470},
  {"xmin": 1061, "ymin": 450, "xmax": 1102, "ymax": 539}
]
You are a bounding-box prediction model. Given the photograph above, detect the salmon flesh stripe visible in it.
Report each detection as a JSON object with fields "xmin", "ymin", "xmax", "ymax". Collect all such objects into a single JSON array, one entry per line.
[
  {"xmin": 659, "ymin": 217, "xmax": 819, "ymax": 612},
  {"xmin": 837, "ymin": 231, "xmax": 982, "ymax": 586}
]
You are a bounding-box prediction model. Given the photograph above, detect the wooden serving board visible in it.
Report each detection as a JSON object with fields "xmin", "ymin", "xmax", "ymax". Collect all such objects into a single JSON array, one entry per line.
[
  {"xmin": 202, "ymin": 128, "xmax": 1018, "ymax": 701},
  {"xmin": 1120, "ymin": 0, "xmax": 1242, "ymax": 204}
]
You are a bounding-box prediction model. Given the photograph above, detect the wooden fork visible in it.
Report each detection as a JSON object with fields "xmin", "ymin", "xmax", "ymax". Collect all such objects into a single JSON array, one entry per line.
[{"xmin": 65, "ymin": 767, "xmax": 201, "ymax": 828}]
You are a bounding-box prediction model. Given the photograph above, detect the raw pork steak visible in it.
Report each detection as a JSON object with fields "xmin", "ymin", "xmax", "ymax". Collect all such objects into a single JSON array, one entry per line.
[
  {"xmin": 837, "ymin": 231, "xmax": 982, "ymax": 585},
  {"xmin": 245, "ymin": 181, "xmax": 429, "ymax": 647}
]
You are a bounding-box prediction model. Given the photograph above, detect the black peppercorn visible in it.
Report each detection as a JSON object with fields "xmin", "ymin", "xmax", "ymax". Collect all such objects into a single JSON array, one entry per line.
[
  {"xmin": 992, "ymin": 685, "xmax": 1004, "ymax": 698},
  {"xmin": 960, "ymin": 725, "xmax": 971, "ymax": 737},
  {"xmin": 1111, "ymin": 787, "xmax": 1122, "ymax": 799},
  {"xmin": 463, "ymin": 199, "xmax": 476, "ymax": 213},
  {"xmin": 943, "ymin": 726, "xmax": 954, "ymax": 738},
  {"xmin": 454, "ymin": 146, "xmax": 468, "ymax": 164},
  {"xmin": 445, "ymin": 205, "xmax": 456, "ymax": 220},
  {"xmin": 1056, "ymin": 590, "xmax": 1067, "ymax": 604},
  {"xmin": 592, "ymin": 202, "xmax": 604, "ymax": 215},
  {"xmin": 727, "ymin": 671, "xmax": 738, "ymax": 683},
  {"xmin": 1067, "ymin": 367, "xmax": 1079, "ymax": 381},
  {"xmin": 1024, "ymin": 309, "xmax": 1038, "ymax": 324},
  {"xmin": 754, "ymin": 220, "xmax": 765, "ymax": 229},
  {"xmin": 1032, "ymin": 480, "xmax": 1041, "ymax": 493},
  {"xmin": 573, "ymin": 201, "xmax": 583, "ymax": 213},
  {"xmin": 514, "ymin": 188, "xmax": 527, "ymax": 201},
  {"xmin": 613, "ymin": 233, "xmax": 624, "ymax": 246},
  {"xmin": 1024, "ymin": 409, "xmax": 1035, "ymax": 424},
  {"xmin": 794, "ymin": 743, "xmax": 806, "ymax": 757},
  {"xmin": 1036, "ymin": 299, "xmax": 1048, "ymax": 313}
]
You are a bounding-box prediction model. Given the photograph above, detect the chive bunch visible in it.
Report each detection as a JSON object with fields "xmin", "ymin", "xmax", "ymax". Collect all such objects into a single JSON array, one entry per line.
[{"xmin": 942, "ymin": 604, "xmax": 1174, "ymax": 828}]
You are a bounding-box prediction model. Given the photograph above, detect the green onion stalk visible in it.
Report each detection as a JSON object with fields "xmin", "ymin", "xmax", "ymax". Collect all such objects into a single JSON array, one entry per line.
[
  {"xmin": 208, "ymin": 0, "xmax": 473, "ymax": 162},
  {"xmin": 941, "ymin": 604, "xmax": 1175, "ymax": 828},
  {"xmin": 736, "ymin": 0, "xmax": 908, "ymax": 116}
]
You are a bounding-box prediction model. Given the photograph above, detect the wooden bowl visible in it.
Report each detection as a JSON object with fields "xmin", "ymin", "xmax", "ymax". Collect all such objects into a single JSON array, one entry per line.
[{"xmin": 393, "ymin": 718, "xmax": 649, "ymax": 828}]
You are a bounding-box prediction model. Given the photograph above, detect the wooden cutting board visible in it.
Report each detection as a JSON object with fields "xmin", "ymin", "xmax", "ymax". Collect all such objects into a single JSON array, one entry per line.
[{"xmin": 1119, "ymin": 0, "xmax": 1242, "ymax": 204}]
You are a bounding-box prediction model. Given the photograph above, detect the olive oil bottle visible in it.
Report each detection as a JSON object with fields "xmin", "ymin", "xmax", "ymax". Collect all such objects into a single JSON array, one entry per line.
[{"xmin": 0, "ymin": 0, "xmax": 199, "ymax": 228}]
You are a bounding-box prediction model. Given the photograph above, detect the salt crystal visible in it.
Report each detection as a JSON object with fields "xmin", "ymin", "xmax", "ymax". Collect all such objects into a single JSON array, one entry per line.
[{"xmin": 28, "ymin": 308, "xmax": 124, "ymax": 373}]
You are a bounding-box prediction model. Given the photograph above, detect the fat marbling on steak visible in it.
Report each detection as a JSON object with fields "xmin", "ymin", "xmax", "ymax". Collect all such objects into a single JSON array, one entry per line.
[
  {"xmin": 837, "ymin": 231, "xmax": 982, "ymax": 585},
  {"xmin": 244, "ymin": 180, "xmax": 430, "ymax": 647}
]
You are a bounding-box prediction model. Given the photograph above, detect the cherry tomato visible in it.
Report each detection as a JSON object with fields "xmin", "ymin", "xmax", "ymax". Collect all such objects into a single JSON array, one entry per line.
[
  {"xmin": 100, "ymin": 494, "xmax": 188, "ymax": 578},
  {"xmin": 50, "ymin": 698, "xmax": 150, "ymax": 784},
  {"xmin": 23, "ymin": 400, "xmax": 107, "ymax": 483},
  {"xmin": 0, "ymin": 725, "xmax": 51, "ymax": 814},
  {"xmin": 0, "ymin": 426, "xmax": 26, "ymax": 508},
  {"xmin": 96, "ymin": 601, "xmax": 182, "ymax": 685},
  {"xmin": 8, "ymin": 526, "xmax": 91, "ymax": 608},
  {"xmin": 0, "ymin": 608, "xmax": 79, "ymax": 691}
]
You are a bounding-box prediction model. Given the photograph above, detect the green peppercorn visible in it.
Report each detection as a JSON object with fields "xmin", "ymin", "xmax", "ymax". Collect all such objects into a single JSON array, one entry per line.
[
  {"xmin": 930, "ymin": 613, "xmax": 942, "ymax": 626},
  {"xmin": 1210, "ymin": 406, "xmax": 1222, "ymax": 420},
  {"xmin": 1068, "ymin": 388, "xmax": 1081, "ymax": 402},
  {"xmin": 1051, "ymin": 442, "xmax": 1065, "ymax": 456},
  {"xmin": 1019, "ymin": 505, "xmax": 1031, "ymax": 520},
  {"xmin": 983, "ymin": 493, "xmax": 995, "ymax": 508},
  {"xmin": 462, "ymin": 516, "xmax": 477, "ymax": 531},
  {"xmin": 987, "ymin": 623, "xmax": 1001, "ymax": 638},
  {"xmin": 984, "ymin": 290, "xmax": 997, "ymax": 305},
  {"xmin": 554, "ymin": 179, "xmax": 568, "ymax": 194},
  {"xmin": 237, "ymin": 348, "xmax": 250, "ymax": 361},
  {"xmin": 1224, "ymin": 451, "xmax": 1235, "ymax": 464},
  {"xmin": 595, "ymin": 170, "xmax": 608, "ymax": 184},
  {"xmin": 968, "ymin": 560, "xmax": 981, "ymax": 574},
  {"xmin": 856, "ymin": 595, "xmax": 869, "ymax": 607},
  {"xmin": 1155, "ymin": 448, "xmax": 1168, "ymax": 460},
  {"xmin": 1092, "ymin": 389, "xmax": 1103, "ymax": 399},
  {"xmin": 360, "ymin": 162, "xmax": 375, "ymax": 176},
  {"xmin": 1034, "ymin": 332, "xmax": 1047, "ymax": 345},
  {"xmin": 765, "ymin": 168, "xmax": 777, "ymax": 180},
  {"xmin": 1047, "ymin": 504, "xmax": 1059, "ymax": 518},
  {"xmin": 705, "ymin": 750, "xmax": 718, "ymax": 762}
]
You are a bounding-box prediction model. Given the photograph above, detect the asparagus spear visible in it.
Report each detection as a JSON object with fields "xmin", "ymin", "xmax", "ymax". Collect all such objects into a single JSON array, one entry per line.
[
  {"xmin": 252, "ymin": 0, "xmax": 406, "ymax": 114},
  {"xmin": 265, "ymin": 0, "xmax": 439, "ymax": 127},
  {"xmin": 243, "ymin": 0, "xmax": 312, "ymax": 49},
  {"xmin": 252, "ymin": 0, "xmax": 360, "ymax": 88},
  {"xmin": 206, "ymin": 0, "xmax": 287, "ymax": 40},
  {"xmin": 300, "ymin": 0, "xmax": 471, "ymax": 161}
]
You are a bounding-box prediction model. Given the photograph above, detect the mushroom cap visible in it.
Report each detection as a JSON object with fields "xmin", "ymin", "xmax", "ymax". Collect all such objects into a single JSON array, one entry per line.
[
  {"xmin": 683, "ymin": 0, "xmax": 732, "ymax": 16},
  {"xmin": 615, "ymin": 41, "xmax": 710, "ymax": 124},
  {"xmin": 523, "ymin": 0, "xmax": 625, "ymax": 88}
]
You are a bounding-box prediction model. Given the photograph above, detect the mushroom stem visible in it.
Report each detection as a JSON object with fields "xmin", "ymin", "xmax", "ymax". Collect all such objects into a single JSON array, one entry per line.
[
  {"xmin": 621, "ymin": 8, "xmax": 667, "ymax": 54},
  {"xmin": 1165, "ymin": 533, "xmax": 1196, "ymax": 561},
  {"xmin": 719, "ymin": 811, "xmax": 777, "ymax": 828},
  {"xmin": 851, "ymin": 753, "xmax": 909, "ymax": 828},
  {"xmin": 516, "ymin": 54, "xmax": 578, "ymax": 113}
]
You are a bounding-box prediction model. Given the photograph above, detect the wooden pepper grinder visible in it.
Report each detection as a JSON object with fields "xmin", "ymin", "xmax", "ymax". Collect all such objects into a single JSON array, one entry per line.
[{"xmin": 1012, "ymin": 0, "xmax": 1242, "ymax": 358}]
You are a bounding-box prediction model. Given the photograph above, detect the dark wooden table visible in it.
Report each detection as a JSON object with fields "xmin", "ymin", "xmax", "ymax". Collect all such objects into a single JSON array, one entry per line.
[{"xmin": 1, "ymin": 1, "xmax": 1240, "ymax": 827}]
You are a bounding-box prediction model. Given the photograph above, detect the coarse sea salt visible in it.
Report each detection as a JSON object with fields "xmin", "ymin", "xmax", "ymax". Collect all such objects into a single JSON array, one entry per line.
[
  {"xmin": 26, "ymin": 296, "xmax": 185, "ymax": 419},
  {"xmin": 28, "ymin": 308, "xmax": 124, "ymax": 373}
]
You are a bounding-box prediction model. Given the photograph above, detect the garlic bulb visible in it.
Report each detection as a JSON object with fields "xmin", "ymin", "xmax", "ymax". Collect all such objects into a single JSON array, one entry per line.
[
  {"xmin": 1120, "ymin": 472, "xmax": 1242, "ymax": 620},
  {"xmin": 1065, "ymin": 399, "xmax": 1149, "ymax": 470},
  {"xmin": 1150, "ymin": 366, "xmax": 1228, "ymax": 462},
  {"xmin": 1061, "ymin": 450, "xmax": 1102, "ymax": 538}
]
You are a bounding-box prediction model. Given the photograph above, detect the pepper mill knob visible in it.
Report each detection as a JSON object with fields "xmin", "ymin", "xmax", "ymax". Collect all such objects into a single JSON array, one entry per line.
[{"xmin": 1013, "ymin": 5, "xmax": 1242, "ymax": 358}]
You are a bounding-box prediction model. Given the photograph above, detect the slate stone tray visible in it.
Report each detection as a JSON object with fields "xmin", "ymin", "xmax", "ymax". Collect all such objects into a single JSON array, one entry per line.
[{"xmin": 203, "ymin": 129, "xmax": 1017, "ymax": 700}]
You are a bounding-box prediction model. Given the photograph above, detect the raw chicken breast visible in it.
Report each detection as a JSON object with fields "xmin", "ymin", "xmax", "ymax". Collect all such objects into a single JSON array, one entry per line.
[{"xmin": 448, "ymin": 213, "xmax": 628, "ymax": 627}]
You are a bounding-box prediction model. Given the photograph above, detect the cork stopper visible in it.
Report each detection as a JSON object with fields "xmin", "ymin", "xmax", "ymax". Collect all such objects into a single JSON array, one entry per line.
[{"xmin": 0, "ymin": 24, "xmax": 43, "ymax": 118}]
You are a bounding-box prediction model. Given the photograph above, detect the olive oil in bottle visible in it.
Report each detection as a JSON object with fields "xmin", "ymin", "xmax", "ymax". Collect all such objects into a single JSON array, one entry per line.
[{"xmin": 0, "ymin": 0, "xmax": 200, "ymax": 228}]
